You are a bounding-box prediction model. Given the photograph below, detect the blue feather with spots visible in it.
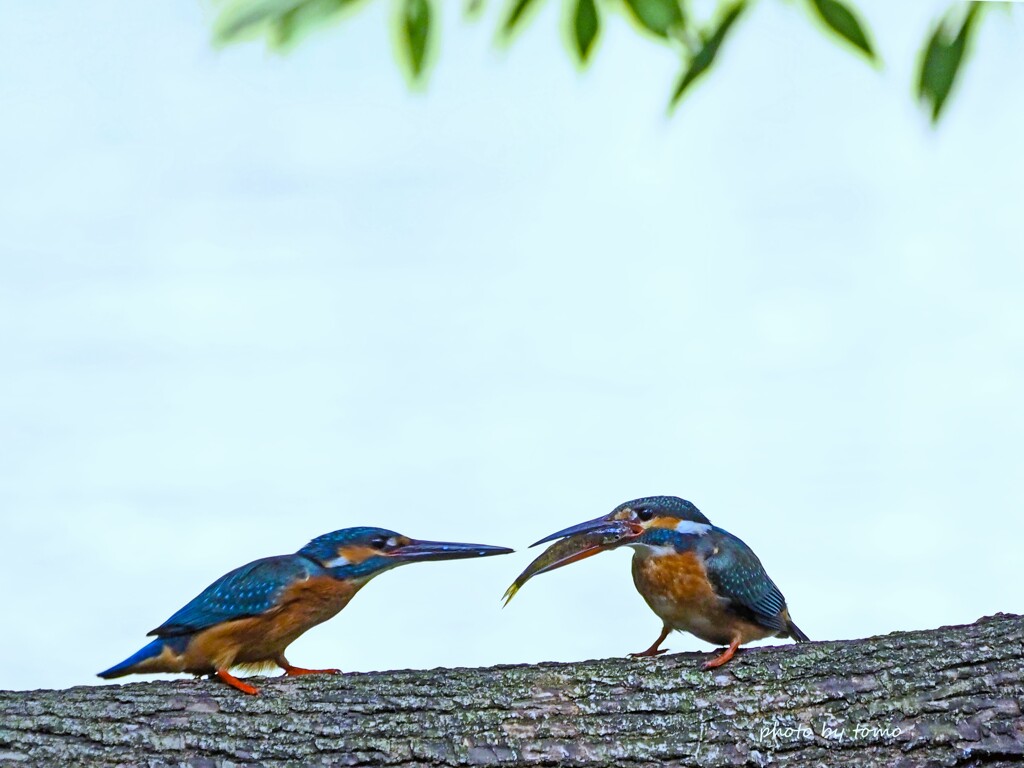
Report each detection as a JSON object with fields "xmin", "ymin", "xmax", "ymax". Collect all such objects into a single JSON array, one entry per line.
[
  {"xmin": 148, "ymin": 555, "xmax": 323, "ymax": 637},
  {"xmin": 699, "ymin": 528, "xmax": 790, "ymax": 633}
]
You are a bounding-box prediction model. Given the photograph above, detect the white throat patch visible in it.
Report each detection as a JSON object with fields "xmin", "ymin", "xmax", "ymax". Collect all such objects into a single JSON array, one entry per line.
[
  {"xmin": 673, "ymin": 520, "xmax": 712, "ymax": 536},
  {"xmin": 629, "ymin": 542, "xmax": 678, "ymax": 557}
]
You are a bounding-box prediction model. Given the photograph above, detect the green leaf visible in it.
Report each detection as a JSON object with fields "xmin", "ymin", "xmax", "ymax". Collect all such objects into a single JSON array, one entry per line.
[
  {"xmin": 918, "ymin": 4, "xmax": 982, "ymax": 123},
  {"xmin": 270, "ymin": 0, "xmax": 353, "ymax": 48},
  {"xmin": 402, "ymin": 0, "xmax": 432, "ymax": 78},
  {"xmin": 622, "ymin": 0, "xmax": 682, "ymax": 38},
  {"xmin": 670, "ymin": 1, "xmax": 746, "ymax": 108},
  {"xmin": 215, "ymin": 0, "xmax": 357, "ymax": 46},
  {"xmin": 809, "ymin": 0, "xmax": 875, "ymax": 60},
  {"xmin": 573, "ymin": 0, "xmax": 599, "ymax": 62},
  {"xmin": 215, "ymin": 0, "xmax": 306, "ymax": 43},
  {"xmin": 502, "ymin": 0, "xmax": 541, "ymax": 35}
]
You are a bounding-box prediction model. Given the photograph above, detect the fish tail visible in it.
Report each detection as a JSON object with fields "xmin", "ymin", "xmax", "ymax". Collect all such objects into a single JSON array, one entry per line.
[{"xmin": 501, "ymin": 582, "xmax": 521, "ymax": 607}]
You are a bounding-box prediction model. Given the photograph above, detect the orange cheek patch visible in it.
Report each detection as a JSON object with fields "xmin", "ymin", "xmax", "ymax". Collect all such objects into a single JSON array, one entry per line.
[
  {"xmin": 648, "ymin": 517, "xmax": 681, "ymax": 529},
  {"xmin": 337, "ymin": 545, "xmax": 380, "ymax": 564}
]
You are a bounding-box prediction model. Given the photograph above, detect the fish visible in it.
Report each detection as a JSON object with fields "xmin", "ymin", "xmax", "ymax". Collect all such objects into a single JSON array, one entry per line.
[{"xmin": 502, "ymin": 522, "xmax": 636, "ymax": 606}]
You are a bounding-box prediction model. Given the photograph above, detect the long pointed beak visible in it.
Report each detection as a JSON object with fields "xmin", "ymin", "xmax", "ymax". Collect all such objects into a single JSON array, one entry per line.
[
  {"xmin": 531, "ymin": 514, "xmax": 634, "ymax": 548},
  {"xmin": 393, "ymin": 539, "xmax": 514, "ymax": 563}
]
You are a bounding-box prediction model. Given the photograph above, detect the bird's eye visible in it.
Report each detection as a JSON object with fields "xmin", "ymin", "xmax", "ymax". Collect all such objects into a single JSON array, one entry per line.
[
  {"xmin": 636, "ymin": 508, "xmax": 654, "ymax": 522},
  {"xmin": 369, "ymin": 535, "xmax": 389, "ymax": 549}
]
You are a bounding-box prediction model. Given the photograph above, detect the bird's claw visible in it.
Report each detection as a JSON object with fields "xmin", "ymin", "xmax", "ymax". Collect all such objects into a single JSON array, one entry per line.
[
  {"xmin": 629, "ymin": 648, "xmax": 670, "ymax": 658},
  {"xmin": 216, "ymin": 669, "xmax": 260, "ymax": 695},
  {"xmin": 702, "ymin": 641, "xmax": 740, "ymax": 669},
  {"xmin": 283, "ymin": 666, "xmax": 342, "ymax": 676}
]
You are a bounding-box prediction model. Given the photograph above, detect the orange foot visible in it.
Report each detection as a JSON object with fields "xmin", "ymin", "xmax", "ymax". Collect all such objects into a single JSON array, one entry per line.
[
  {"xmin": 702, "ymin": 638, "xmax": 741, "ymax": 670},
  {"xmin": 282, "ymin": 666, "xmax": 341, "ymax": 677},
  {"xmin": 216, "ymin": 668, "xmax": 260, "ymax": 695},
  {"xmin": 630, "ymin": 626, "xmax": 671, "ymax": 658}
]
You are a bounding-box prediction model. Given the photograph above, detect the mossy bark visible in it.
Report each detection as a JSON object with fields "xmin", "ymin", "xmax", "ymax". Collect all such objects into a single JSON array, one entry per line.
[{"xmin": 2, "ymin": 614, "xmax": 1022, "ymax": 767}]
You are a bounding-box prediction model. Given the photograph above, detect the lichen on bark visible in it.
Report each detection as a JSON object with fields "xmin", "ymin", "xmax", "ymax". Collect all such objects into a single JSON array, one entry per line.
[{"xmin": 1, "ymin": 613, "xmax": 1022, "ymax": 766}]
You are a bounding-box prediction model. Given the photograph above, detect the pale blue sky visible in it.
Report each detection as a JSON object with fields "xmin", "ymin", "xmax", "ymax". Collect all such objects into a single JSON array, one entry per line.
[{"xmin": 0, "ymin": 1, "xmax": 1021, "ymax": 691}]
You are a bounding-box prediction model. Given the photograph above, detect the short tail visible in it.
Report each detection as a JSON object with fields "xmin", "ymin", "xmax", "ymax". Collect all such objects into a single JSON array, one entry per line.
[
  {"xmin": 97, "ymin": 638, "xmax": 174, "ymax": 679},
  {"xmin": 787, "ymin": 620, "xmax": 810, "ymax": 643}
]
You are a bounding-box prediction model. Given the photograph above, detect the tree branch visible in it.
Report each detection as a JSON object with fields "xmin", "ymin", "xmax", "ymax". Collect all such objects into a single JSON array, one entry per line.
[{"xmin": 2, "ymin": 613, "xmax": 1022, "ymax": 766}]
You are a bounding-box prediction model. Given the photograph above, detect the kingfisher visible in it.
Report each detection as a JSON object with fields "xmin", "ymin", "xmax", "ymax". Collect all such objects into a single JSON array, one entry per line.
[
  {"xmin": 98, "ymin": 527, "xmax": 513, "ymax": 694},
  {"xmin": 528, "ymin": 496, "xmax": 809, "ymax": 668}
]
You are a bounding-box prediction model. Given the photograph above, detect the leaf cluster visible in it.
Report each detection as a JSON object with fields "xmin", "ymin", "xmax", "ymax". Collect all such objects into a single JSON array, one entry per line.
[{"xmin": 211, "ymin": 0, "xmax": 1011, "ymax": 122}]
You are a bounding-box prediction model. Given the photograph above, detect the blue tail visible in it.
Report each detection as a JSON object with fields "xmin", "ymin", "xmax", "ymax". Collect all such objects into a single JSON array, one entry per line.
[{"xmin": 98, "ymin": 638, "xmax": 182, "ymax": 679}]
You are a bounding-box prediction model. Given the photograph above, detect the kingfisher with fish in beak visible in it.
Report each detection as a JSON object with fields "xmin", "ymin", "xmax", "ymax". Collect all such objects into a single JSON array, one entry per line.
[
  {"xmin": 506, "ymin": 495, "xmax": 808, "ymax": 668},
  {"xmin": 99, "ymin": 527, "xmax": 513, "ymax": 694}
]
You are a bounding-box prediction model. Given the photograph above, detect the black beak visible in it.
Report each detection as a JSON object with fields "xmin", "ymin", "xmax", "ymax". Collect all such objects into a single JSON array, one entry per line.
[
  {"xmin": 393, "ymin": 539, "xmax": 514, "ymax": 563},
  {"xmin": 530, "ymin": 514, "xmax": 642, "ymax": 548}
]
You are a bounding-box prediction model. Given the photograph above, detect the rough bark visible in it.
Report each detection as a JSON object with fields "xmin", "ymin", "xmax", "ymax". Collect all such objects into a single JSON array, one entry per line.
[{"xmin": 2, "ymin": 613, "xmax": 1022, "ymax": 767}]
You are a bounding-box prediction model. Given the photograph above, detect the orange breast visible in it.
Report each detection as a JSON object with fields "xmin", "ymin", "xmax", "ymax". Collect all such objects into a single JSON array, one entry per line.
[
  {"xmin": 632, "ymin": 551, "xmax": 771, "ymax": 647},
  {"xmin": 182, "ymin": 576, "xmax": 364, "ymax": 672},
  {"xmin": 632, "ymin": 551, "xmax": 719, "ymax": 618}
]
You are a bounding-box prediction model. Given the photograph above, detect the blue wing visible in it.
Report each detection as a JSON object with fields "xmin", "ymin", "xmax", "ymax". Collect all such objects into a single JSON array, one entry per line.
[
  {"xmin": 148, "ymin": 555, "xmax": 322, "ymax": 637},
  {"xmin": 700, "ymin": 529, "xmax": 789, "ymax": 633}
]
